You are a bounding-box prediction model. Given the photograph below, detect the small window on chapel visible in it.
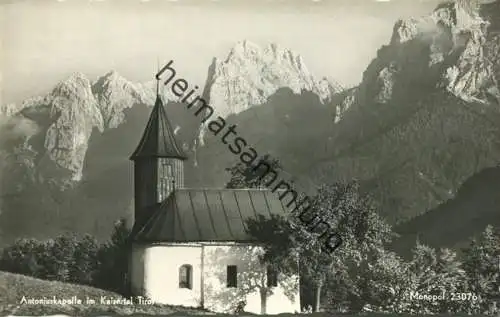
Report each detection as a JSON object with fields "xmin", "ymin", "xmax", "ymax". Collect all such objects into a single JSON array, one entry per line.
[
  {"xmin": 226, "ymin": 265, "xmax": 237, "ymax": 288},
  {"xmin": 179, "ymin": 264, "xmax": 192, "ymax": 289},
  {"xmin": 266, "ymin": 266, "xmax": 278, "ymax": 287}
]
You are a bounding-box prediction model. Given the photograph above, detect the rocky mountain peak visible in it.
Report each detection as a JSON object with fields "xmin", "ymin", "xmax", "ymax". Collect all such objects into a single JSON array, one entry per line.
[
  {"xmin": 208, "ymin": 40, "xmax": 338, "ymax": 112},
  {"xmin": 2, "ymin": 70, "xmax": 159, "ymax": 184},
  {"xmin": 226, "ymin": 41, "xmax": 307, "ymax": 71},
  {"xmin": 336, "ymin": 0, "xmax": 499, "ymax": 121},
  {"xmin": 228, "ymin": 39, "xmax": 261, "ymax": 57},
  {"xmin": 198, "ymin": 40, "xmax": 341, "ymax": 144},
  {"xmin": 33, "ymin": 72, "xmax": 104, "ymax": 182},
  {"xmin": 92, "ymin": 70, "xmax": 155, "ymax": 129},
  {"xmin": 50, "ymin": 72, "xmax": 94, "ymax": 102},
  {"xmin": 390, "ymin": 1, "xmax": 485, "ymax": 45}
]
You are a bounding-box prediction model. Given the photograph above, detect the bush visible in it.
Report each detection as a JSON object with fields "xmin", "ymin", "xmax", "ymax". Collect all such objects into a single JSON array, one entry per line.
[
  {"xmin": 92, "ymin": 218, "xmax": 130, "ymax": 294},
  {"xmin": 69, "ymin": 234, "xmax": 100, "ymax": 285},
  {"xmin": 321, "ymin": 226, "xmax": 500, "ymax": 315},
  {"xmin": 0, "ymin": 238, "xmax": 43, "ymax": 277},
  {"xmin": 0, "ymin": 218, "xmax": 130, "ymax": 294}
]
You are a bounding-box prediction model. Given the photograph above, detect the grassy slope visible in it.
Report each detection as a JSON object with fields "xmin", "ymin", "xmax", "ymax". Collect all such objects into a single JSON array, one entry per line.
[
  {"xmin": 0, "ymin": 271, "xmax": 204, "ymax": 316},
  {"xmin": 0, "ymin": 270, "xmax": 121, "ymax": 303},
  {"xmin": 0, "ymin": 271, "xmax": 492, "ymax": 316}
]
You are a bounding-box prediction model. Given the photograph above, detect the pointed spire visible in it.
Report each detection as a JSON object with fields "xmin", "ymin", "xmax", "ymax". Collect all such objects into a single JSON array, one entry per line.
[
  {"xmin": 130, "ymin": 79, "xmax": 187, "ymax": 161},
  {"xmin": 156, "ymin": 57, "xmax": 160, "ymax": 96}
]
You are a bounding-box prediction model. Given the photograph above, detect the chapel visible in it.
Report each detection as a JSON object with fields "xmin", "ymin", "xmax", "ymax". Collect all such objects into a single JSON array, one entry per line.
[{"xmin": 126, "ymin": 84, "xmax": 301, "ymax": 315}]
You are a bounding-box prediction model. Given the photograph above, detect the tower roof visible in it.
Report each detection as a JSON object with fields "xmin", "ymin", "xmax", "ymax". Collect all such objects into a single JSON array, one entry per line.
[{"xmin": 130, "ymin": 95, "xmax": 187, "ymax": 161}]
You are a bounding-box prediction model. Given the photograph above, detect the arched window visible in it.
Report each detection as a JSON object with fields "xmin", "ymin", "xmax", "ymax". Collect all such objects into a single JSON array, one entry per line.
[{"xmin": 179, "ymin": 264, "xmax": 193, "ymax": 289}]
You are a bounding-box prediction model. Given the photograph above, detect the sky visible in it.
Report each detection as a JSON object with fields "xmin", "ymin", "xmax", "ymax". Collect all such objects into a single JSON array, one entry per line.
[{"xmin": 0, "ymin": 0, "xmax": 443, "ymax": 106}]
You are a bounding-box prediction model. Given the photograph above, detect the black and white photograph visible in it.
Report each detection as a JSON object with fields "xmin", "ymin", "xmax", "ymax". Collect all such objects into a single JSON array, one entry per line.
[{"xmin": 0, "ymin": 0, "xmax": 499, "ymax": 316}]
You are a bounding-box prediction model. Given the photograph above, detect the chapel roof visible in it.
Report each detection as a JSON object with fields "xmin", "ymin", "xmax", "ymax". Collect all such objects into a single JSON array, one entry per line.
[
  {"xmin": 130, "ymin": 95, "xmax": 187, "ymax": 161},
  {"xmin": 131, "ymin": 188, "xmax": 289, "ymax": 243}
]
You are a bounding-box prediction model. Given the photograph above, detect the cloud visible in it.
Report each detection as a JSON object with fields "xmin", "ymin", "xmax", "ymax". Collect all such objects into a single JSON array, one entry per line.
[
  {"xmin": 0, "ymin": 115, "xmax": 39, "ymax": 146},
  {"xmin": 0, "ymin": 114, "xmax": 39, "ymax": 217}
]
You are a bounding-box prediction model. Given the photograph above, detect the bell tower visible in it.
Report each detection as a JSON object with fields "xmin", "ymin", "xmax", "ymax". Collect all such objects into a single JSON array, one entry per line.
[{"xmin": 130, "ymin": 77, "xmax": 187, "ymax": 227}]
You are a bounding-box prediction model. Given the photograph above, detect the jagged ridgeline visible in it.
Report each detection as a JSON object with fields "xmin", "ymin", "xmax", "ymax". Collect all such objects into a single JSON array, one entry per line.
[
  {"xmin": 0, "ymin": 0, "xmax": 499, "ymax": 254},
  {"xmin": 0, "ymin": 41, "xmax": 342, "ymax": 246}
]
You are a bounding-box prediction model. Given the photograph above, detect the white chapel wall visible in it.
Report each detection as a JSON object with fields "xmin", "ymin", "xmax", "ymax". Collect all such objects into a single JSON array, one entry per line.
[
  {"xmin": 140, "ymin": 244, "xmax": 203, "ymax": 307},
  {"xmin": 131, "ymin": 242, "xmax": 300, "ymax": 314},
  {"xmin": 202, "ymin": 244, "xmax": 301, "ymax": 315}
]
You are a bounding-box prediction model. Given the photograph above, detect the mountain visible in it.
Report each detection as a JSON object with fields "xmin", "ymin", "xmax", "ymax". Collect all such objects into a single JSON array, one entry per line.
[
  {"xmin": 92, "ymin": 70, "xmax": 156, "ymax": 130},
  {"xmin": 187, "ymin": 87, "xmax": 337, "ymax": 190},
  {"xmin": 307, "ymin": 0, "xmax": 500, "ymax": 231},
  {"xmin": 393, "ymin": 165, "xmax": 500, "ymax": 258},
  {"xmin": 2, "ymin": 0, "xmax": 499, "ymax": 252},
  {"xmin": 0, "ymin": 72, "xmax": 154, "ymax": 244},
  {"xmin": 0, "ymin": 42, "xmax": 337, "ymax": 246},
  {"xmin": 197, "ymin": 40, "xmax": 341, "ymax": 145},
  {"xmin": 1, "ymin": 72, "xmax": 156, "ymax": 182},
  {"xmin": 186, "ymin": 41, "xmax": 342, "ymax": 187}
]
